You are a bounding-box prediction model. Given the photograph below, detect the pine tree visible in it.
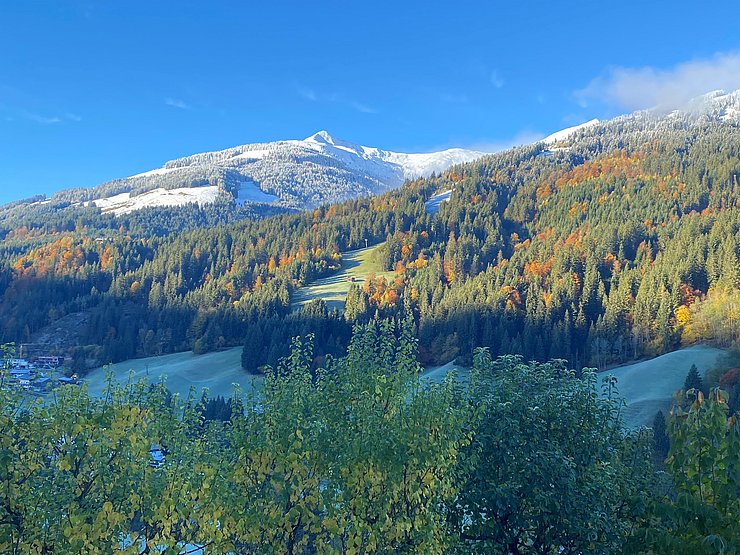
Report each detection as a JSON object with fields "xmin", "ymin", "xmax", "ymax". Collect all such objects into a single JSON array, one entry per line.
[
  {"xmin": 652, "ymin": 410, "xmax": 669, "ymax": 461},
  {"xmin": 683, "ymin": 363, "xmax": 704, "ymax": 393}
]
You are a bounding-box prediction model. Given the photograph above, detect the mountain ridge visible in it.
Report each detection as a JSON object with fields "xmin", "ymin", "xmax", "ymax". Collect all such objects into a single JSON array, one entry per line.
[
  {"xmin": 49, "ymin": 132, "xmax": 489, "ymax": 214},
  {"xmin": 8, "ymin": 88, "xmax": 740, "ymax": 216}
]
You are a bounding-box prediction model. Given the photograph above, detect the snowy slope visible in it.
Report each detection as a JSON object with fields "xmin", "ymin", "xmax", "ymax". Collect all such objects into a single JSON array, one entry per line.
[
  {"xmin": 424, "ymin": 189, "xmax": 452, "ymax": 214},
  {"xmin": 72, "ymin": 132, "xmax": 488, "ymax": 214},
  {"xmin": 543, "ymin": 119, "xmax": 600, "ymax": 144},
  {"xmin": 300, "ymin": 131, "xmax": 484, "ymax": 181},
  {"xmin": 679, "ymin": 89, "xmax": 740, "ymax": 121},
  {"xmin": 91, "ymin": 187, "xmax": 223, "ymax": 216},
  {"xmin": 538, "ymin": 89, "xmax": 740, "ymax": 152}
]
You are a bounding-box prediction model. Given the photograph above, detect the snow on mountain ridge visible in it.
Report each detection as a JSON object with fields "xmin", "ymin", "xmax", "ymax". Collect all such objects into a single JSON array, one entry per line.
[
  {"xmin": 544, "ymin": 119, "xmax": 601, "ymax": 144},
  {"xmin": 695, "ymin": 89, "xmax": 740, "ymax": 121},
  {"xmin": 304, "ymin": 130, "xmax": 340, "ymax": 144},
  {"xmin": 80, "ymin": 132, "xmax": 488, "ymax": 214},
  {"xmin": 48, "ymin": 88, "xmax": 740, "ymax": 216}
]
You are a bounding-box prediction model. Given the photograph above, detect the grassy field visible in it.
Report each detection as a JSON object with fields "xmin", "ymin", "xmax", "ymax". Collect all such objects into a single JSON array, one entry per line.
[
  {"xmin": 604, "ymin": 344, "xmax": 726, "ymax": 428},
  {"xmin": 420, "ymin": 345, "xmax": 727, "ymax": 429},
  {"xmin": 84, "ymin": 244, "xmax": 392, "ymax": 399},
  {"xmin": 83, "ymin": 339, "xmax": 726, "ymax": 431},
  {"xmin": 291, "ymin": 243, "xmax": 395, "ymax": 312},
  {"xmin": 83, "ymin": 347, "xmax": 262, "ymax": 400},
  {"xmin": 420, "ymin": 361, "xmax": 467, "ymax": 384}
]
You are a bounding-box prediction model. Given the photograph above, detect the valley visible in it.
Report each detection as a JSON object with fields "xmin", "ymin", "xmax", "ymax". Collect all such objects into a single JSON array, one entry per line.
[{"xmin": 1, "ymin": 77, "xmax": 739, "ymax": 555}]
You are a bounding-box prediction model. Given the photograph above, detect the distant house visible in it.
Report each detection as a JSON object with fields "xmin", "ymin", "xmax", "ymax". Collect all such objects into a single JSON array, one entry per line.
[
  {"xmin": 8, "ymin": 370, "xmax": 32, "ymax": 385},
  {"xmin": 8, "ymin": 358, "xmax": 31, "ymax": 369},
  {"xmin": 35, "ymin": 356, "xmax": 63, "ymax": 367}
]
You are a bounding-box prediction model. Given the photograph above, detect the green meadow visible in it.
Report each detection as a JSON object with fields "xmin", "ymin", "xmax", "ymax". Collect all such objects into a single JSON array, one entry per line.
[{"xmin": 291, "ymin": 244, "xmax": 395, "ymax": 312}]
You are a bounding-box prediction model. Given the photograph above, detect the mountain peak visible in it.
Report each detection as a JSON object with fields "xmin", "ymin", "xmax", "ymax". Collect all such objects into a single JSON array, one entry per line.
[{"xmin": 305, "ymin": 130, "xmax": 336, "ymax": 144}]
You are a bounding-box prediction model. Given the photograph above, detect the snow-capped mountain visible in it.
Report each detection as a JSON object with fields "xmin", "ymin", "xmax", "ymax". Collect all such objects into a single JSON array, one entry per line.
[
  {"xmin": 61, "ymin": 132, "xmax": 488, "ymax": 215},
  {"xmin": 537, "ymin": 89, "xmax": 740, "ymax": 153},
  {"xmin": 30, "ymin": 89, "xmax": 740, "ymax": 216}
]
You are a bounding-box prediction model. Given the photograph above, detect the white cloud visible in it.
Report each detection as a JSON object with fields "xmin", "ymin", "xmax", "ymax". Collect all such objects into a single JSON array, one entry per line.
[
  {"xmin": 490, "ymin": 70, "xmax": 504, "ymax": 89},
  {"xmin": 348, "ymin": 100, "xmax": 377, "ymax": 114},
  {"xmin": 164, "ymin": 97, "xmax": 191, "ymax": 110},
  {"xmin": 18, "ymin": 110, "xmax": 82, "ymax": 125},
  {"xmin": 297, "ymin": 86, "xmax": 317, "ymax": 102},
  {"xmin": 0, "ymin": 86, "xmax": 81, "ymax": 125},
  {"xmin": 576, "ymin": 51, "xmax": 740, "ymax": 111},
  {"xmin": 296, "ymin": 85, "xmax": 377, "ymax": 114},
  {"xmin": 24, "ymin": 113, "xmax": 62, "ymax": 124}
]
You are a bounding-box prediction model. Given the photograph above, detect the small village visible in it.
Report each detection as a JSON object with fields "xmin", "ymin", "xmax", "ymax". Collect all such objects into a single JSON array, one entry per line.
[{"xmin": 2, "ymin": 354, "xmax": 78, "ymax": 395}]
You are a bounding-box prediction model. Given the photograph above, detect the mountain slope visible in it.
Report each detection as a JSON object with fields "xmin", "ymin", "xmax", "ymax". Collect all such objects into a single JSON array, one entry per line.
[
  {"xmin": 0, "ymin": 88, "xmax": 738, "ymax": 372},
  {"xmin": 54, "ymin": 131, "xmax": 488, "ymax": 213},
  {"xmin": 543, "ymin": 119, "xmax": 600, "ymax": 145},
  {"xmin": 541, "ymin": 88, "xmax": 740, "ymax": 149}
]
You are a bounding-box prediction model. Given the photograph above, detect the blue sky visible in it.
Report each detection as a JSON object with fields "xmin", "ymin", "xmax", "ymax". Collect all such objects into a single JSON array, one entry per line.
[{"xmin": 2, "ymin": 1, "xmax": 740, "ymax": 204}]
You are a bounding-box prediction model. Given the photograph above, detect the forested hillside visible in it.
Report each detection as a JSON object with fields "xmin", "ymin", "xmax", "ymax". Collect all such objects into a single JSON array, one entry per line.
[{"xmin": 0, "ymin": 106, "xmax": 737, "ymax": 373}]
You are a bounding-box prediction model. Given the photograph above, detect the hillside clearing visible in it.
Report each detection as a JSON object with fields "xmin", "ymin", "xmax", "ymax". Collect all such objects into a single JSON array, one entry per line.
[
  {"xmin": 420, "ymin": 345, "xmax": 727, "ymax": 429},
  {"xmin": 603, "ymin": 344, "xmax": 726, "ymax": 428},
  {"xmin": 291, "ymin": 244, "xmax": 394, "ymax": 312},
  {"xmin": 420, "ymin": 360, "xmax": 466, "ymax": 384},
  {"xmin": 424, "ymin": 189, "xmax": 452, "ymax": 214},
  {"xmin": 83, "ymin": 347, "xmax": 262, "ymax": 400},
  {"xmin": 83, "ymin": 344, "xmax": 727, "ymax": 430}
]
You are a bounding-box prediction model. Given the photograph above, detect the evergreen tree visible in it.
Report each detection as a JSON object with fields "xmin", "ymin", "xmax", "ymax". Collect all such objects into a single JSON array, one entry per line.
[
  {"xmin": 684, "ymin": 363, "xmax": 704, "ymax": 393},
  {"xmin": 652, "ymin": 409, "xmax": 669, "ymax": 462}
]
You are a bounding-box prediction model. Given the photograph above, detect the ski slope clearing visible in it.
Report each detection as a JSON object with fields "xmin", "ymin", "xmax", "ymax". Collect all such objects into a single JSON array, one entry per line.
[
  {"xmin": 420, "ymin": 360, "xmax": 467, "ymax": 384},
  {"xmin": 235, "ymin": 179, "xmax": 279, "ymax": 204},
  {"xmin": 604, "ymin": 345, "xmax": 726, "ymax": 428},
  {"xmin": 91, "ymin": 186, "xmax": 223, "ymax": 215},
  {"xmin": 83, "ymin": 347, "xmax": 262, "ymax": 400},
  {"xmin": 291, "ymin": 244, "xmax": 395, "ymax": 313},
  {"xmin": 425, "ymin": 189, "xmax": 452, "ymax": 214},
  {"xmin": 543, "ymin": 119, "xmax": 600, "ymax": 144}
]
